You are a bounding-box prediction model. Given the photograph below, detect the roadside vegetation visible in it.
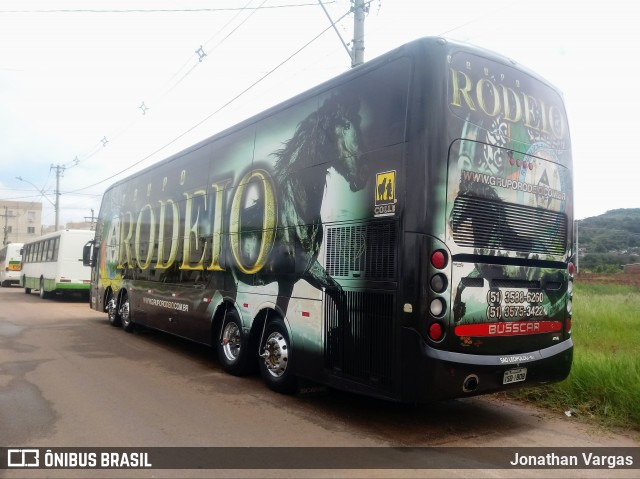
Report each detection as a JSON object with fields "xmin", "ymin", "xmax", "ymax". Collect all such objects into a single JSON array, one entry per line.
[{"xmin": 510, "ymin": 281, "xmax": 640, "ymax": 432}]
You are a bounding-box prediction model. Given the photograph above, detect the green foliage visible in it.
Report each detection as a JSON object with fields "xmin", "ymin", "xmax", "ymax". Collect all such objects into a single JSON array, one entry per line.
[
  {"xmin": 510, "ymin": 283, "xmax": 640, "ymax": 431},
  {"xmin": 577, "ymin": 208, "xmax": 640, "ymax": 271}
]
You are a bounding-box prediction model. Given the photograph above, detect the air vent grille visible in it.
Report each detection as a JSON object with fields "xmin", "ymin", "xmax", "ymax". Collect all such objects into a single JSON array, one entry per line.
[
  {"xmin": 450, "ymin": 196, "xmax": 567, "ymax": 256},
  {"xmin": 326, "ymin": 221, "xmax": 396, "ymax": 279}
]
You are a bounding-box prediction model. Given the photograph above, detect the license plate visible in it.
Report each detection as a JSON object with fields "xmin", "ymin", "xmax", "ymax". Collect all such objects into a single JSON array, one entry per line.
[{"xmin": 503, "ymin": 367, "xmax": 527, "ymax": 385}]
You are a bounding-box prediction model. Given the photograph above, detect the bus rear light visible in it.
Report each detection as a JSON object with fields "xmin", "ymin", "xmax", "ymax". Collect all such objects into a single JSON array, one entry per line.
[
  {"xmin": 430, "ymin": 298, "xmax": 445, "ymax": 317},
  {"xmin": 430, "ymin": 273, "xmax": 447, "ymax": 293},
  {"xmin": 428, "ymin": 322, "xmax": 444, "ymax": 341},
  {"xmin": 566, "ymin": 299, "xmax": 572, "ymax": 315},
  {"xmin": 568, "ymin": 262, "xmax": 575, "ymax": 276},
  {"xmin": 565, "ymin": 318, "xmax": 572, "ymax": 334},
  {"xmin": 430, "ymin": 250, "xmax": 447, "ymax": 269}
]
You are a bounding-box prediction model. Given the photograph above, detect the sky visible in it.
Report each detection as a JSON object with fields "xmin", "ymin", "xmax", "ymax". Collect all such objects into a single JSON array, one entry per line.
[{"xmin": 0, "ymin": 0, "xmax": 637, "ymax": 227}]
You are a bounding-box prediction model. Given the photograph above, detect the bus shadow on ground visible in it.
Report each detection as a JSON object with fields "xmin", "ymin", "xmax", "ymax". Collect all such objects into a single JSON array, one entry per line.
[{"xmin": 80, "ymin": 315, "xmax": 531, "ymax": 446}]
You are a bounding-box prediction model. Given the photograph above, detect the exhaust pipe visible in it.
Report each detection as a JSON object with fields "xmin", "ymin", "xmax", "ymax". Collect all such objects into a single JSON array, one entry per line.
[{"xmin": 462, "ymin": 374, "xmax": 479, "ymax": 393}]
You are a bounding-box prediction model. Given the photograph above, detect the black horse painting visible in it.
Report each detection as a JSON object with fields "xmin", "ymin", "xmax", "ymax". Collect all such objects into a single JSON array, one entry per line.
[{"xmin": 233, "ymin": 93, "xmax": 369, "ymax": 316}]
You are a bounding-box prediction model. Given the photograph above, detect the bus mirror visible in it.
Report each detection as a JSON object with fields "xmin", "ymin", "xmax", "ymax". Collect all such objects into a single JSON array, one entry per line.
[
  {"xmin": 20, "ymin": 248, "xmax": 24, "ymax": 255},
  {"xmin": 83, "ymin": 241, "xmax": 96, "ymax": 267}
]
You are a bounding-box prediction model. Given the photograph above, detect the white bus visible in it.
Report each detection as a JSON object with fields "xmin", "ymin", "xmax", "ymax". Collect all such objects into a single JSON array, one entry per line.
[
  {"xmin": 0, "ymin": 243, "xmax": 23, "ymax": 287},
  {"xmin": 21, "ymin": 229, "xmax": 94, "ymax": 298}
]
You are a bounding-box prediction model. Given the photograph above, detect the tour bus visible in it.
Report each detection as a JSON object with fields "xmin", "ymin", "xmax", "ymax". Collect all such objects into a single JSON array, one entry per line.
[
  {"xmin": 22, "ymin": 229, "xmax": 94, "ymax": 298},
  {"xmin": 84, "ymin": 37, "xmax": 574, "ymax": 402},
  {"xmin": 0, "ymin": 243, "xmax": 23, "ymax": 287}
]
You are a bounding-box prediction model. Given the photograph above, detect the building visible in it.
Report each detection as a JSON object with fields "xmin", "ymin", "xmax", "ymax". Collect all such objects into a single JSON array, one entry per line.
[
  {"xmin": 0, "ymin": 200, "xmax": 43, "ymax": 245},
  {"xmin": 41, "ymin": 221, "xmax": 94, "ymax": 235}
]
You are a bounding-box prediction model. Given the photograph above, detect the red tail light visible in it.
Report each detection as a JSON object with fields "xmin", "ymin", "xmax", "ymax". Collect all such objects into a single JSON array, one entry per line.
[
  {"xmin": 431, "ymin": 250, "xmax": 447, "ymax": 269},
  {"xmin": 429, "ymin": 322, "xmax": 443, "ymax": 341},
  {"xmin": 428, "ymin": 247, "xmax": 449, "ymax": 342}
]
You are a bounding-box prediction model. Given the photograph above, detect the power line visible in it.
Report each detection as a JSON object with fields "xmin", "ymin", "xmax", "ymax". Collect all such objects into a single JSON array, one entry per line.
[
  {"xmin": 3, "ymin": 1, "xmax": 351, "ymax": 210},
  {"xmin": 0, "ymin": 3, "xmax": 332, "ymax": 14},
  {"xmin": 66, "ymin": 8, "xmax": 353, "ymax": 195},
  {"xmin": 162, "ymin": 0, "xmax": 268, "ymax": 100},
  {"xmin": 0, "ymin": 193, "xmax": 53, "ymax": 202},
  {"xmin": 65, "ymin": 0, "xmax": 268, "ymax": 172}
]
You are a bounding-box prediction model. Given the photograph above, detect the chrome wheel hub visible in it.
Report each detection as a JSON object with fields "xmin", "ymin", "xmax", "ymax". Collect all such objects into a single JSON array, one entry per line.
[
  {"xmin": 120, "ymin": 301, "xmax": 130, "ymax": 324},
  {"xmin": 261, "ymin": 332, "xmax": 289, "ymax": 378},
  {"xmin": 107, "ymin": 298, "xmax": 117, "ymax": 320},
  {"xmin": 221, "ymin": 322, "xmax": 241, "ymax": 362}
]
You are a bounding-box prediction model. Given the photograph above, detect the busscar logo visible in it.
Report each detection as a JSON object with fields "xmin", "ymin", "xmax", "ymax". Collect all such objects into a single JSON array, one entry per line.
[
  {"xmin": 8, "ymin": 449, "xmax": 39, "ymax": 467},
  {"xmin": 374, "ymin": 170, "xmax": 397, "ymax": 217}
]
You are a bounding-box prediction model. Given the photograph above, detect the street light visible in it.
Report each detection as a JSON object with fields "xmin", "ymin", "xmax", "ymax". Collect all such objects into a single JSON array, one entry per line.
[{"xmin": 15, "ymin": 176, "xmax": 59, "ymax": 231}]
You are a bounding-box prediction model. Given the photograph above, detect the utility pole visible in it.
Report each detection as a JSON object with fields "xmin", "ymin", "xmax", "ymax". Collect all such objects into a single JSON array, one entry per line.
[
  {"xmin": 351, "ymin": 0, "xmax": 366, "ymax": 68},
  {"xmin": 51, "ymin": 164, "xmax": 65, "ymax": 231},
  {"xmin": 318, "ymin": 0, "xmax": 368, "ymax": 68},
  {"xmin": 84, "ymin": 208, "xmax": 97, "ymax": 230},
  {"xmin": 2, "ymin": 206, "xmax": 7, "ymax": 246}
]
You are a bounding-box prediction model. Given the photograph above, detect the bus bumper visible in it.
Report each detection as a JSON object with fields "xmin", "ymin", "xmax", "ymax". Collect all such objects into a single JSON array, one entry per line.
[{"xmin": 401, "ymin": 327, "xmax": 573, "ymax": 402}]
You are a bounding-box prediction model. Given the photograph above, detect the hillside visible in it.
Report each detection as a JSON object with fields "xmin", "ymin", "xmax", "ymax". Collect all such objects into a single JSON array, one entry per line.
[{"xmin": 577, "ymin": 208, "xmax": 640, "ymax": 272}]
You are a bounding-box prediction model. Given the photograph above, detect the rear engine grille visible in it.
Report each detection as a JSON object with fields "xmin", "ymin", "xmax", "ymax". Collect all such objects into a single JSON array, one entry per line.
[
  {"xmin": 326, "ymin": 221, "xmax": 396, "ymax": 279},
  {"xmin": 450, "ymin": 196, "xmax": 567, "ymax": 256},
  {"xmin": 324, "ymin": 290, "xmax": 394, "ymax": 391}
]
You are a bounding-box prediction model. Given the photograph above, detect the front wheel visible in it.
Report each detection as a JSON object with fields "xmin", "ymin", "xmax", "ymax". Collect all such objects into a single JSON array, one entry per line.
[
  {"xmin": 217, "ymin": 310, "xmax": 253, "ymax": 376},
  {"xmin": 259, "ymin": 320, "xmax": 296, "ymax": 394},
  {"xmin": 121, "ymin": 296, "xmax": 135, "ymax": 333}
]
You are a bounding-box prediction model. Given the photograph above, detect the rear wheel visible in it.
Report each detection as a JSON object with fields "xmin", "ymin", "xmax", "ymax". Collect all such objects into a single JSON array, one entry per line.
[
  {"xmin": 121, "ymin": 296, "xmax": 135, "ymax": 333},
  {"xmin": 259, "ymin": 320, "xmax": 296, "ymax": 394},
  {"xmin": 106, "ymin": 295, "xmax": 122, "ymax": 327},
  {"xmin": 217, "ymin": 310, "xmax": 253, "ymax": 376},
  {"xmin": 39, "ymin": 278, "xmax": 48, "ymax": 299}
]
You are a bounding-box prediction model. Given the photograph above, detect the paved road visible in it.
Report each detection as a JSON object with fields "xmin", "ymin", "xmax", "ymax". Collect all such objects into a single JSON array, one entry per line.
[{"xmin": 0, "ymin": 286, "xmax": 637, "ymax": 478}]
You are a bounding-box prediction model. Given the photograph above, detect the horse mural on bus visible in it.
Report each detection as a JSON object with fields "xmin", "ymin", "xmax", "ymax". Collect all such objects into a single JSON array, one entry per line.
[{"xmin": 232, "ymin": 93, "xmax": 369, "ymax": 316}]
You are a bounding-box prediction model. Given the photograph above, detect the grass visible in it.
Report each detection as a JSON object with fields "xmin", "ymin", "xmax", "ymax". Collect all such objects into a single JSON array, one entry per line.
[{"xmin": 510, "ymin": 282, "xmax": 640, "ymax": 432}]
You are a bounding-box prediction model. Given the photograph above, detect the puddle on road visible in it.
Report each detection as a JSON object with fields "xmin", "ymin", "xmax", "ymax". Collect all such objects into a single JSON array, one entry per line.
[
  {"xmin": 0, "ymin": 319, "xmax": 37, "ymax": 353},
  {"xmin": 0, "ymin": 360, "xmax": 58, "ymax": 444},
  {"xmin": 0, "ymin": 319, "xmax": 24, "ymax": 337}
]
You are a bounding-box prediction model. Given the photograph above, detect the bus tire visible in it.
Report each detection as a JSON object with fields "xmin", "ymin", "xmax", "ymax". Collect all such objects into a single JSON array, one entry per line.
[
  {"xmin": 107, "ymin": 295, "xmax": 122, "ymax": 327},
  {"xmin": 39, "ymin": 278, "xmax": 48, "ymax": 299},
  {"xmin": 121, "ymin": 296, "xmax": 135, "ymax": 333},
  {"xmin": 217, "ymin": 310, "xmax": 253, "ymax": 376},
  {"xmin": 259, "ymin": 319, "xmax": 296, "ymax": 394}
]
